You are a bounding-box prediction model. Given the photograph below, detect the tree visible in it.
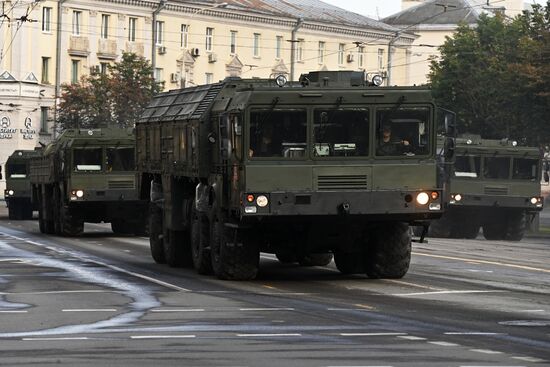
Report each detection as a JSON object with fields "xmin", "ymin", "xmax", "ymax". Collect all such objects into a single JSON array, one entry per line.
[
  {"xmin": 57, "ymin": 52, "xmax": 161, "ymax": 131},
  {"xmin": 428, "ymin": 3, "xmax": 550, "ymax": 145}
]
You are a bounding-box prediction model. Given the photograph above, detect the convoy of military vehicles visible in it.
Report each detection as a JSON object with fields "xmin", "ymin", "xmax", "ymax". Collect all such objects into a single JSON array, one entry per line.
[{"xmin": 1, "ymin": 70, "xmax": 546, "ymax": 281}]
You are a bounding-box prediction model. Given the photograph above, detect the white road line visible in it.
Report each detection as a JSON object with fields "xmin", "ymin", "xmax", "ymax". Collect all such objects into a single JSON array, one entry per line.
[
  {"xmin": 512, "ymin": 356, "xmax": 546, "ymax": 362},
  {"xmin": 428, "ymin": 341, "xmax": 460, "ymax": 347},
  {"xmin": 444, "ymin": 332, "xmax": 505, "ymax": 336},
  {"xmin": 130, "ymin": 335, "xmax": 196, "ymax": 339},
  {"xmin": 239, "ymin": 308, "xmax": 295, "ymax": 311},
  {"xmin": 397, "ymin": 335, "xmax": 426, "ymax": 341},
  {"xmin": 151, "ymin": 309, "xmax": 205, "ymax": 312},
  {"xmin": 22, "ymin": 337, "xmax": 89, "ymax": 341},
  {"xmin": 469, "ymin": 349, "xmax": 502, "ymax": 354},
  {"xmin": 392, "ymin": 290, "xmax": 505, "ymax": 297},
  {"xmin": 327, "ymin": 308, "xmax": 373, "ymax": 312},
  {"xmin": 62, "ymin": 309, "xmax": 117, "ymax": 312},
  {"xmin": 0, "ymin": 310, "xmax": 28, "ymax": 313},
  {"xmin": 0, "ymin": 290, "xmax": 111, "ymax": 295},
  {"xmin": 340, "ymin": 333, "xmax": 407, "ymax": 337},
  {"xmin": 236, "ymin": 333, "xmax": 301, "ymax": 337},
  {"xmin": 523, "ymin": 309, "xmax": 545, "ymax": 313}
]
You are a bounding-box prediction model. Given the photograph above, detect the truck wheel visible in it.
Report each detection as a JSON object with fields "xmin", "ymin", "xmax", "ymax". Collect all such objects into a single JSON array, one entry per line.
[
  {"xmin": 428, "ymin": 218, "xmax": 451, "ymax": 238},
  {"xmin": 460, "ymin": 222, "xmax": 480, "ymax": 239},
  {"xmin": 365, "ymin": 222, "xmax": 411, "ymax": 279},
  {"xmin": 163, "ymin": 228, "xmax": 191, "ymax": 267},
  {"xmin": 504, "ymin": 211, "xmax": 526, "ymax": 241},
  {"xmin": 210, "ymin": 210, "xmax": 259, "ymax": 280},
  {"xmin": 190, "ymin": 209, "xmax": 212, "ymax": 274},
  {"xmin": 149, "ymin": 205, "xmax": 166, "ymax": 264},
  {"xmin": 8, "ymin": 206, "xmax": 16, "ymax": 220},
  {"xmin": 111, "ymin": 220, "xmax": 134, "ymax": 235},
  {"xmin": 38, "ymin": 209, "xmax": 46, "ymax": 234},
  {"xmin": 23, "ymin": 202, "xmax": 33, "ymax": 220},
  {"xmin": 275, "ymin": 253, "xmax": 298, "ymax": 264},
  {"xmin": 61, "ymin": 206, "xmax": 83, "ymax": 236},
  {"xmin": 334, "ymin": 252, "xmax": 365, "ymax": 274},
  {"xmin": 298, "ymin": 253, "xmax": 333, "ymax": 266},
  {"xmin": 482, "ymin": 221, "xmax": 505, "ymax": 240}
]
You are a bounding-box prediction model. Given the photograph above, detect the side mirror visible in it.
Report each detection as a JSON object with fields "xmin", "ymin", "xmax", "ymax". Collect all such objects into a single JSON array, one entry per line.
[
  {"xmin": 444, "ymin": 113, "xmax": 456, "ymax": 137},
  {"xmin": 544, "ymin": 171, "xmax": 549, "ymax": 183},
  {"xmin": 444, "ymin": 137, "xmax": 455, "ymax": 160}
]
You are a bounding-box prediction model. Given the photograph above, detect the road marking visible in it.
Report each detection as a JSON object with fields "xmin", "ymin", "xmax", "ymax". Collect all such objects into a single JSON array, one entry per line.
[
  {"xmin": 397, "ymin": 335, "xmax": 426, "ymax": 341},
  {"xmin": 354, "ymin": 304, "xmax": 376, "ymax": 310},
  {"xmin": 340, "ymin": 333, "xmax": 407, "ymax": 337},
  {"xmin": 22, "ymin": 337, "xmax": 89, "ymax": 341},
  {"xmin": 151, "ymin": 309, "xmax": 205, "ymax": 312},
  {"xmin": 466, "ymin": 269, "xmax": 493, "ymax": 273},
  {"xmin": 512, "ymin": 356, "xmax": 546, "ymax": 362},
  {"xmin": 414, "ymin": 252, "xmax": 550, "ymax": 273},
  {"xmin": 428, "ymin": 341, "xmax": 459, "ymax": 347},
  {"xmin": 469, "ymin": 349, "xmax": 502, "ymax": 354},
  {"xmin": 444, "ymin": 332, "xmax": 505, "ymax": 336},
  {"xmin": 0, "ymin": 290, "xmax": 111, "ymax": 295},
  {"xmin": 523, "ymin": 309, "xmax": 545, "ymax": 313},
  {"xmin": 383, "ymin": 279, "xmax": 445, "ymax": 291},
  {"xmin": 239, "ymin": 308, "xmax": 295, "ymax": 311},
  {"xmin": 130, "ymin": 335, "xmax": 196, "ymax": 339},
  {"xmin": 0, "ymin": 310, "xmax": 28, "ymax": 313},
  {"xmin": 62, "ymin": 309, "xmax": 117, "ymax": 312},
  {"xmin": 236, "ymin": 333, "xmax": 301, "ymax": 337},
  {"xmin": 392, "ymin": 290, "xmax": 505, "ymax": 297}
]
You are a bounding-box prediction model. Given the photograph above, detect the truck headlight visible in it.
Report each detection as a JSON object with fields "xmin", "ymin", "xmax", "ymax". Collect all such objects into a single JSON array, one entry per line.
[
  {"xmin": 256, "ymin": 195, "xmax": 269, "ymax": 207},
  {"xmin": 76, "ymin": 190, "xmax": 84, "ymax": 198},
  {"xmin": 453, "ymin": 193, "xmax": 462, "ymax": 202},
  {"xmin": 530, "ymin": 197, "xmax": 539, "ymax": 205},
  {"xmin": 416, "ymin": 192, "xmax": 429, "ymax": 205},
  {"xmin": 7, "ymin": 190, "xmax": 14, "ymax": 196}
]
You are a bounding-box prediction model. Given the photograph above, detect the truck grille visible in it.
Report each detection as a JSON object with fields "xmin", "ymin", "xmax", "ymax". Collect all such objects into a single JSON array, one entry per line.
[
  {"xmin": 108, "ymin": 180, "xmax": 135, "ymax": 189},
  {"xmin": 317, "ymin": 175, "xmax": 367, "ymax": 191},
  {"xmin": 484, "ymin": 186, "xmax": 508, "ymax": 195}
]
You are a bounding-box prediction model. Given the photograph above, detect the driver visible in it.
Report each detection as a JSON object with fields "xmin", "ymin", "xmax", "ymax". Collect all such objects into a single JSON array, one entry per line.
[{"xmin": 376, "ymin": 125, "xmax": 410, "ymax": 156}]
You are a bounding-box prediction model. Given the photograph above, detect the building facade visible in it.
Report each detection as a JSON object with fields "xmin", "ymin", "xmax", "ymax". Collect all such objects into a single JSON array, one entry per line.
[{"xmin": 0, "ymin": 0, "xmax": 415, "ymax": 197}]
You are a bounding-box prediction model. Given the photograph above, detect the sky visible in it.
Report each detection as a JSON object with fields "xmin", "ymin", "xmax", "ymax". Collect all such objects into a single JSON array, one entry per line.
[{"xmin": 320, "ymin": 0, "xmax": 548, "ymax": 20}]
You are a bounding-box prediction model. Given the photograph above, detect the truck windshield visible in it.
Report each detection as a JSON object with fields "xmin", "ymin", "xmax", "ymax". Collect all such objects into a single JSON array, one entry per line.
[
  {"xmin": 512, "ymin": 158, "xmax": 538, "ymax": 180},
  {"xmin": 313, "ymin": 108, "xmax": 369, "ymax": 157},
  {"xmin": 454, "ymin": 155, "xmax": 480, "ymax": 178},
  {"xmin": 7, "ymin": 163, "xmax": 27, "ymax": 178},
  {"xmin": 73, "ymin": 148, "xmax": 103, "ymax": 171},
  {"xmin": 249, "ymin": 109, "xmax": 307, "ymax": 158},
  {"xmin": 107, "ymin": 147, "xmax": 135, "ymax": 172},
  {"xmin": 484, "ymin": 157, "xmax": 510, "ymax": 179},
  {"xmin": 376, "ymin": 107, "xmax": 430, "ymax": 156}
]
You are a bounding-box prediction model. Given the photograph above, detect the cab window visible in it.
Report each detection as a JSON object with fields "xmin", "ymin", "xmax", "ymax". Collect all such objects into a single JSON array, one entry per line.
[
  {"xmin": 484, "ymin": 157, "xmax": 510, "ymax": 179},
  {"xmin": 454, "ymin": 155, "xmax": 480, "ymax": 178},
  {"xmin": 512, "ymin": 158, "xmax": 538, "ymax": 180},
  {"xmin": 376, "ymin": 107, "xmax": 430, "ymax": 156},
  {"xmin": 73, "ymin": 148, "xmax": 103, "ymax": 171},
  {"xmin": 107, "ymin": 147, "xmax": 135, "ymax": 172},
  {"xmin": 7, "ymin": 163, "xmax": 27, "ymax": 178},
  {"xmin": 313, "ymin": 108, "xmax": 369, "ymax": 157}
]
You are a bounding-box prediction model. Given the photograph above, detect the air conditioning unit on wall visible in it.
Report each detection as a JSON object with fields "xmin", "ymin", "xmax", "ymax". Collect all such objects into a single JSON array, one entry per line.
[
  {"xmin": 208, "ymin": 53, "xmax": 217, "ymax": 63},
  {"xmin": 89, "ymin": 65, "xmax": 100, "ymax": 74},
  {"xmin": 170, "ymin": 73, "xmax": 180, "ymax": 83},
  {"xmin": 190, "ymin": 48, "xmax": 200, "ymax": 57},
  {"xmin": 157, "ymin": 46, "xmax": 167, "ymax": 55},
  {"xmin": 347, "ymin": 54, "xmax": 354, "ymax": 63}
]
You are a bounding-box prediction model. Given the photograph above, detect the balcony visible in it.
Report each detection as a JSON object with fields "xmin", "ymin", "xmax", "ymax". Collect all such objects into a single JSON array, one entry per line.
[
  {"xmin": 97, "ymin": 39, "xmax": 118, "ymax": 60},
  {"xmin": 125, "ymin": 42, "xmax": 144, "ymax": 57},
  {"xmin": 68, "ymin": 36, "xmax": 90, "ymax": 57}
]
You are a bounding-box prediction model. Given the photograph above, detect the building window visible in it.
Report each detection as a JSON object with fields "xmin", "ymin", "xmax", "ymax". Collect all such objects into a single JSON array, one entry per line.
[
  {"xmin": 205, "ymin": 27, "xmax": 213, "ymax": 52},
  {"xmin": 154, "ymin": 68, "xmax": 163, "ymax": 83},
  {"xmin": 338, "ymin": 44, "xmax": 345, "ymax": 65},
  {"xmin": 71, "ymin": 60, "xmax": 80, "ymax": 84},
  {"xmin": 40, "ymin": 107, "xmax": 49, "ymax": 133},
  {"xmin": 128, "ymin": 17, "xmax": 137, "ymax": 42},
  {"xmin": 72, "ymin": 11, "xmax": 82, "ymax": 36},
  {"xmin": 358, "ymin": 46, "xmax": 365, "ymax": 68},
  {"xmin": 205, "ymin": 73, "xmax": 213, "ymax": 84},
  {"xmin": 318, "ymin": 41, "xmax": 325, "ymax": 64},
  {"xmin": 42, "ymin": 7, "xmax": 52, "ymax": 32},
  {"xmin": 378, "ymin": 49, "xmax": 384, "ymax": 70},
  {"xmin": 181, "ymin": 24, "xmax": 188, "ymax": 48},
  {"xmin": 100, "ymin": 62, "xmax": 109, "ymax": 75},
  {"xmin": 101, "ymin": 14, "xmax": 110, "ymax": 39},
  {"xmin": 297, "ymin": 38, "xmax": 304, "ymax": 62},
  {"xmin": 276, "ymin": 36, "xmax": 282, "ymax": 59},
  {"xmin": 155, "ymin": 21, "xmax": 164, "ymax": 45},
  {"xmin": 41, "ymin": 57, "xmax": 50, "ymax": 84},
  {"xmin": 253, "ymin": 33, "xmax": 260, "ymax": 57},
  {"xmin": 230, "ymin": 31, "xmax": 237, "ymax": 55}
]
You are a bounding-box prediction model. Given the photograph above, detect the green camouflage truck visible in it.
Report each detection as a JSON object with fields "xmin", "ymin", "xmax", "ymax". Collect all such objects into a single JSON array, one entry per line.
[
  {"xmin": 426, "ymin": 135, "xmax": 545, "ymax": 240},
  {"xmin": 136, "ymin": 71, "xmax": 455, "ymax": 280},
  {"xmin": 4, "ymin": 149, "xmax": 41, "ymax": 220},
  {"xmin": 30, "ymin": 127, "xmax": 148, "ymax": 236}
]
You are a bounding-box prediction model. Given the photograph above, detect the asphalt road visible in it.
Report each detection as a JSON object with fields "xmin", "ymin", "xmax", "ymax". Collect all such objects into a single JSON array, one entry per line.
[{"xmin": 0, "ymin": 206, "xmax": 549, "ymax": 366}]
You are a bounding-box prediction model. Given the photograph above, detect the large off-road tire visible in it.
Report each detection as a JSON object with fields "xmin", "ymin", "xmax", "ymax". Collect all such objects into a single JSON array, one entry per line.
[
  {"xmin": 210, "ymin": 210, "xmax": 259, "ymax": 280},
  {"xmin": 298, "ymin": 253, "xmax": 333, "ymax": 267},
  {"xmin": 365, "ymin": 222, "xmax": 411, "ymax": 279},
  {"xmin": 38, "ymin": 208, "xmax": 46, "ymax": 234},
  {"xmin": 60, "ymin": 205, "xmax": 84, "ymax": 236},
  {"xmin": 163, "ymin": 228, "xmax": 191, "ymax": 267},
  {"xmin": 23, "ymin": 202, "xmax": 33, "ymax": 220},
  {"xmin": 149, "ymin": 205, "xmax": 166, "ymax": 264},
  {"xmin": 482, "ymin": 221, "xmax": 505, "ymax": 240},
  {"xmin": 459, "ymin": 221, "xmax": 480, "ymax": 239},
  {"xmin": 190, "ymin": 209, "xmax": 212, "ymax": 274},
  {"xmin": 8, "ymin": 206, "xmax": 18, "ymax": 220},
  {"xmin": 111, "ymin": 220, "xmax": 134, "ymax": 235},
  {"xmin": 504, "ymin": 211, "xmax": 526, "ymax": 241},
  {"xmin": 275, "ymin": 253, "xmax": 298, "ymax": 264},
  {"xmin": 427, "ymin": 217, "xmax": 451, "ymax": 238},
  {"xmin": 334, "ymin": 252, "xmax": 365, "ymax": 275}
]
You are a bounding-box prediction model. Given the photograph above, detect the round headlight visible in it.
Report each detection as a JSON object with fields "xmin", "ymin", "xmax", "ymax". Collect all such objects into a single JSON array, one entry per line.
[
  {"xmin": 275, "ymin": 75, "xmax": 287, "ymax": 87},
  {"xmin": 512, "ymin": 141, "xmax": 518, "ymax": 147},
  {"xmin": 8, "ymin": 190, "xmax": 14, "ymax": 196},
  {"xmin": 256, "ymin": 195, "xmax": 269, "ymax": 208},
  {"xmin": 416, "ymin": 192, "xmax": 429, "ymax": 205},
  {"xmin": 454, "ymin": 194, "xmax": 462, "ymax": 202},
  {"xmin": 76, "ymin": 190, "xmax": 84, "ymax": 198},
  {"xmin": 530, "ymin": 197, "xmax": 538, "ymax": 205},
  {"xmin": 372, "ymin": 74, "xmax": 383, "ymax": 86}
]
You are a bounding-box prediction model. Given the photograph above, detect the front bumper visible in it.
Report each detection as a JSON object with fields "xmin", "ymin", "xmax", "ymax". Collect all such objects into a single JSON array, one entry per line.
[{"xmin": 449, "ymin": 194, "xmax": 543, "ymax": 212}]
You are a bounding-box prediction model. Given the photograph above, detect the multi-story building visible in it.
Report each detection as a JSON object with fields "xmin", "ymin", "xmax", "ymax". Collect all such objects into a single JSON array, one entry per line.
[{"xmin": 0, "ymin": 0, "xmax": 415, "ymax": 197}]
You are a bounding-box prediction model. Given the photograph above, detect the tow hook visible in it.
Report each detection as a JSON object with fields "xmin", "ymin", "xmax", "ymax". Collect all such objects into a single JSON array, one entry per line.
[{"xmin": 339, "ymin": 202, "xmax": 350, "ymax": 215}]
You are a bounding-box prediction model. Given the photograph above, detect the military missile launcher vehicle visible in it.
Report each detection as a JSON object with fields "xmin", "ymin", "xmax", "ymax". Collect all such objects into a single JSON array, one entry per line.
[
  {"xmin": 425, "ymin": 135, "xmax": 545, "ymax": 240},
  {"xmin": 136, "ymin": 71, "xmax": 456, "ymax": 280},
  {"xmin": 4, "ymin": 149, "xmax": 41, "ymax": 220},
  {"xmin": 30, "ymin": 127, "xmax": 148, "ymax": 236}
]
